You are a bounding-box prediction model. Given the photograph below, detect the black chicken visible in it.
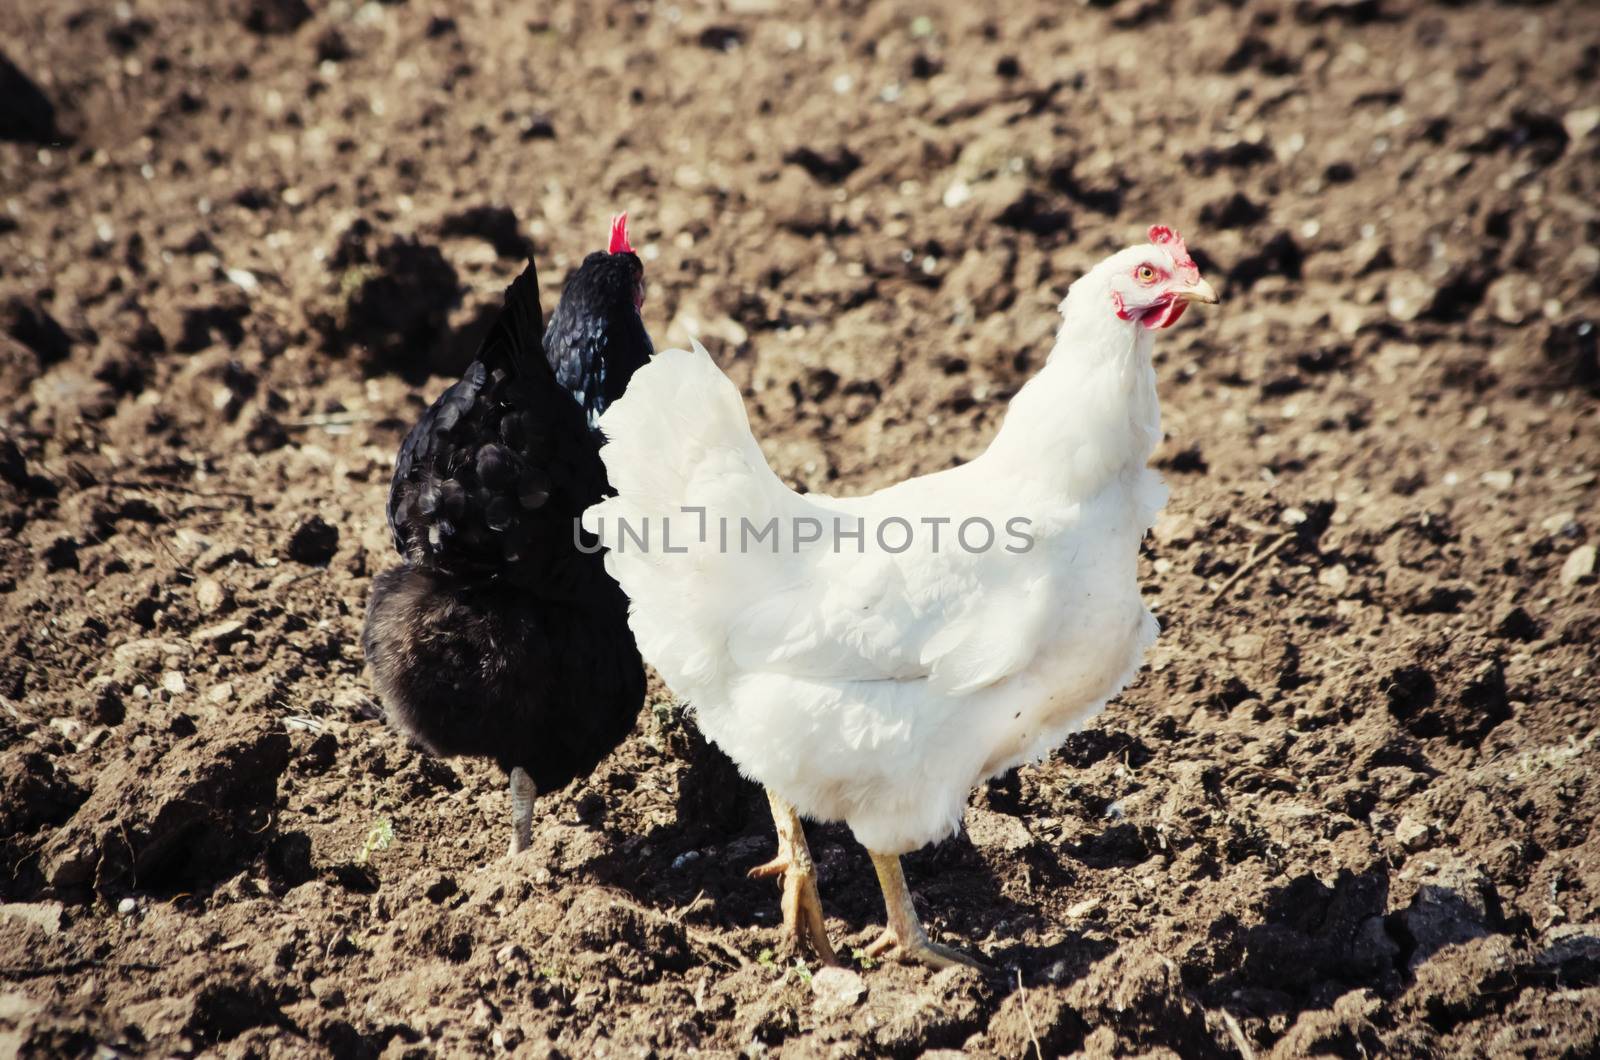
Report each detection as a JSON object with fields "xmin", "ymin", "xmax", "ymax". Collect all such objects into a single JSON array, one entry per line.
[{"xmin": 363, "ymin": 215, "xmax": 653, "ymax": 856}]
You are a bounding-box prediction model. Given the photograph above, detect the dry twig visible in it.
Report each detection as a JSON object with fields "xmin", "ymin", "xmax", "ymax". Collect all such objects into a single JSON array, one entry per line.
[
  {"xmin": 1016, "ymin": 969, "xmax": 1045, "ymax": 1060},
  {"xmin": 1210, "ymin": 532, "xmax": 1294, "ymax": 607}
]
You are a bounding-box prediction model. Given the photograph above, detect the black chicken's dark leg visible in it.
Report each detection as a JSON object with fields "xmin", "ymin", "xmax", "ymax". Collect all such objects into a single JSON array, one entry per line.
[{"xmin": 509, "ymin": 767, "xmax": 536, "ymax": 856}]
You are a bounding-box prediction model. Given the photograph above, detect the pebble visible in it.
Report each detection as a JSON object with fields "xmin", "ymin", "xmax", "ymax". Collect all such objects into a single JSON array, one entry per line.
[
  {"xmin": 1396, "ymin": 815, "xmax": 1433, "ymax": 852},
  {"xmin": 207, "ymin": 682, "xmax": 235, "ymax": 704},
  {"xmin": 965, "ymin": 806, "xmax": 1034, "ymax": 852},
  {"xmin": 195, "ymin": 578, "xmax": 229, "ymax": 615},
  {"xmin": 1540, "ymin": 511, "xmax": 1576, "ymax": 536},
  {"xmin": 192, "ymin": 620, "xmax": 245, "ymax": 646},
  {"xmin": 1151, "ymin": 511, "xmax": 1196, "ymax": 547},
  {"xmin": 49, "ymin": 717, "xmax": 85, "ymax": 742},
  {"xmin": 225, "ymin": 268, "xmax": 260, "ymax": 293},
  {"xmin": 161, "ymin": 671, "xmax": 187, "ymax": 695},
  {"xmin": 1559, "ymin": 545, "xmax": 1596, "ymax": 587},
  {"xmin": 1480, "ymin": 469, "xmax": 1515, "ymax": 491},
  {"xmin": 1385, "ymin": 273, "xmax": 1432, "ymax": 323},
  {"xmin": 117, "ymin": 897, "xmax": 137, "ymax": 916},
  {"xmin": 1318, "ymin": 563, "xmax": 1351, "ymax": 594},
  {"xmin": 810, "ymin": 967, "xmax": 866, "ymax": 1015},
  {"xmin": 1486, "ymin": 273, "xmax": 1542, "ymax": 326},
  {"xmin": 1564, "ymin": 107, "xmax": 1600, "ymax": 142},
  {"xmin": 1066, "ymin": 897, "xmax": 1101, "ymax": 919}
]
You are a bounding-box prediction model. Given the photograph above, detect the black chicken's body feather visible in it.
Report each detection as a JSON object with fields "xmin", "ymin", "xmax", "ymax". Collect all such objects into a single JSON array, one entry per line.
[{"xmin": 363, "ymin": 252, "xmax": 649, "ymax": 796}]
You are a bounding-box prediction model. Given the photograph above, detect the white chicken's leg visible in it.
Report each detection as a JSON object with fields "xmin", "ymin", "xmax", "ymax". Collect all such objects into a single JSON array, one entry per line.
[
  {"xmin": 508, "ymin": 767, "xmax": 536, "ymax": 857},
  {"xmin": 865, "ymin": 851, "xmax": 984, "ymax": 971},
  {"xmin": 749, "ymin": 788, "xmax": 839, "ymax": 965}
]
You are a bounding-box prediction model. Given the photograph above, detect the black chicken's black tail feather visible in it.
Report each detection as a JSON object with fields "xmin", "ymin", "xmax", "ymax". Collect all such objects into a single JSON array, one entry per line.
[
  {"xmin": 477, "ymin": 260, "xmax": 546, "ymax": 375},
  {"xmin": 362, "ymin": 563, "xmax": 645, "ymax": 788}
]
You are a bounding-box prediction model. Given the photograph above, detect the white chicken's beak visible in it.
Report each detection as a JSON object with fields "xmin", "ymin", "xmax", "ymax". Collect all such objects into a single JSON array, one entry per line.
[{"xmin": 1176, "ymin": 278, "xmax": 1219, "ymax": 305}]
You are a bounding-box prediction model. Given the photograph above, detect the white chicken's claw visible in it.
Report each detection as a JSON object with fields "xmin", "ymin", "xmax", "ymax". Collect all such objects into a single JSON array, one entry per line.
[
  {"xmin": 751, "ymin": 789, "xmax": 840, "ymax": 965},
  {"xmin": 867, "ymin": 852, "xmax": 986, "ymax": 971},
  {"xmin": 507, "ymin": 767, "xmax": 536, "ymax": 857}
]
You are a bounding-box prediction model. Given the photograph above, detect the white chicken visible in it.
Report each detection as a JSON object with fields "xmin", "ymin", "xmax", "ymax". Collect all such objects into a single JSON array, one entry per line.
[{"xmin": 585, "ymin": 226, "xmax": 1217, "ymax": 968}]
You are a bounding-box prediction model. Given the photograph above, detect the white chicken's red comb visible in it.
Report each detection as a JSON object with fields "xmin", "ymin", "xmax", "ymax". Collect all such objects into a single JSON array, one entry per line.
[
  {"xmin": 608, "ymin": 212, "xmax": 634, "ymax": 255},
  {"xmin": 1148, "ymin": 224, "xmax": 1200, "ymax": 282}
]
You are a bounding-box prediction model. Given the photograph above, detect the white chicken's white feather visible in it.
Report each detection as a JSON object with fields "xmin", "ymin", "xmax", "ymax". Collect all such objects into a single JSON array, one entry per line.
[{"xmin": 586, "ymin": 247, "xmax": 1174, "ymax": 854}]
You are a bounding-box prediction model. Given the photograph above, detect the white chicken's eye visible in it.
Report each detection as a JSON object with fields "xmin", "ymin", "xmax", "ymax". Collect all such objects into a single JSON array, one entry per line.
[{"xmin": 1136, "ymin": 265, "xmax": 1157, "ymax": 283}]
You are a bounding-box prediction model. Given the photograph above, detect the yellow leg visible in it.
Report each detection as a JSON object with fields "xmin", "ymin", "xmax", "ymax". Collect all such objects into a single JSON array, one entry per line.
[
  {"xmin": 749, "ymin": 788, "xmax": 839, "ymax": 965},
  {"xmin": 865, "ymin": 851, "xmax": 984, "ymax": 970}
]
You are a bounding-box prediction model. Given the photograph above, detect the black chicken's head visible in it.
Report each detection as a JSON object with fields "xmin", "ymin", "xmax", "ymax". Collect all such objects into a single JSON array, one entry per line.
[
  {"xmin": 561, "ymin": 213, "xmax": 646, "ymax": 316},
  {"xmin": 544, "ymin": 213, "xmax": 654, "ymax": 425}
]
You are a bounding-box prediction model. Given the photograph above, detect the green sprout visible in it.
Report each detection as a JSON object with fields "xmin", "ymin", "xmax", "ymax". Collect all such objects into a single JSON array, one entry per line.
[{"xmin": 357, "ymin": 818, "xmax": 395, "ymax": 864}]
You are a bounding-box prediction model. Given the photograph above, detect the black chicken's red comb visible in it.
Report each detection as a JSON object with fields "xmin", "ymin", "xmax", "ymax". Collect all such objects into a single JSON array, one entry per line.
[{"xmin": 608, "ymin": 212, "xmax": 633, "ymax": 255}]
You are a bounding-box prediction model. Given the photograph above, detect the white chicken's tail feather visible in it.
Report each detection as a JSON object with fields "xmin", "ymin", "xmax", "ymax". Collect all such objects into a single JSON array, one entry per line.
[{"xmin": 585, "ymin": 342, "xmax": 796, "ymax": 691}]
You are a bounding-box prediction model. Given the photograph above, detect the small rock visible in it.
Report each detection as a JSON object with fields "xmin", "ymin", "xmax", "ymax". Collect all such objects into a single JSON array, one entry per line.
[
  {"xmin": 192, "ymin": 620, "xmax": 246, "ymax": 647},
  {"xmin": 117, "ymin": 897, "xmax": 137, "ymax": 916},
  {"xmin": 1395, "ymin": 815, "xmax": 1433, "ymax": 852},
  {"xmin": 1386, "ymin": 273, "xmax": 1432, "ymax": 323},
  {"xmin": 1066, "ymin": 897, "xmax": 1101, "ymax": 919},
  {"xmin": 1486, "ymin": 273, "xmax": 1542, "ymax": 326},
  {"xmin": 810, "ymin": 966, "xmax": 866, "ymax": 1015},
  {"xmin": 1540, "ymin": 511, "xmax": 1577, "ymax": 536},
  {"xmin": 1564, "ymin": 107, "xmax": 1600, "ymax": 143},
  {"xmin": 46, "ymin": 843, "xmax": 96, "ymax": 888},
  {"xmin": 1151, "ymin": 511, "xmax": 1196, "ymax": 547},
  {"xmin": 964, "ymin": 806, "xmax": 1034, "ymax": 852},
  {"xmin": 161, "ymin": 671, "xmax": 187, "ymax": 696},
  {"xmin": 286, "ymin": 515, "xmax": 339, "ymax": 566},
  {"xmin": 1227, "ymin": 632, "xmax": 1265, "ymax": 658},
  {"xmin": 48, "ymin": 717, "xmax": 85, "ymax": 743},
  {"xmin": 1480, "ymin": 469, "xmax": 1515, "ymax": 491},
  {"xmin": 112, "ymin": 638, "xmax": 189, "ymax": 669},
  {"xmin": 207, "ymin": 682, "xmax": 235, "ymax": 704},
  {"xmin": 1318, "ymin": 563, "xmax": 1351, "ymax": 594},
  {"xmin": 195, "ymin": 578, "xmax": 230, "ymax": 615},
  {"xmin": 1559, "ymin": 545, "xmax": 1596, "ymax": 587},
  {"xmin": 1351, "ymin": 237, "xmax": 1394, "ymax": 275}
]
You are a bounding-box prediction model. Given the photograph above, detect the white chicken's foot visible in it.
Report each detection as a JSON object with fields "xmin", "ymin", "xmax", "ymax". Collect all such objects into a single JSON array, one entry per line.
[
  {"xmin": 866, "ymin": 851, "xmax": 985, "ymax": 971},
  {"xmin": 507, "ymin": 767, "xmax": 536, "ymax": 857},
  {"xmin": 749, "ymin": 788, "xmax": 839, "ymax": 965}
]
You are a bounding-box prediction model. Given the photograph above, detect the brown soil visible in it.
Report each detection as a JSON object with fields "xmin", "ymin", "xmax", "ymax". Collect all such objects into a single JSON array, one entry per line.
[{"xmin": 3, "ymin": 0, "xmax": 1599, "ymax": 1056}]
